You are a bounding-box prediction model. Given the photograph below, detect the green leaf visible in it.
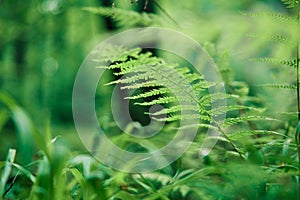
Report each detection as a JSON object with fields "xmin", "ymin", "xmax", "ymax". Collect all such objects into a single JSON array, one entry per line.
[
  {"xmin": 0, "ymin": 149, "xmax": 16, "ymax": 196},
  {"xmin": 0, "ymin": 92, "xmax": 41, "ymax": 163},
  {"xmin": 12, "ymin": 163, "xmax": 36, "ymax": 183},
  {"xmin": 295, "ymin": 121, "xmax": 300, "ymax": 144},
  {"xmin": 68, "ymin": 168, "xmax": 86, "ymax": 188}
]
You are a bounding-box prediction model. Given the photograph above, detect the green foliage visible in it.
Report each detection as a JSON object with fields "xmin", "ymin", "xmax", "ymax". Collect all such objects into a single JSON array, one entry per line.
[{"xmin": 1, "ymin": 0, "xmax": 300, "ymax": 199}]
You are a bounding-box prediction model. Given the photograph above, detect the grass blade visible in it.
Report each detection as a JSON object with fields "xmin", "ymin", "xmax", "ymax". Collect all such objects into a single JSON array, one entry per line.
[{"xmin": 0, "ymin": 149, "xmax": 16, "ymax": 196}]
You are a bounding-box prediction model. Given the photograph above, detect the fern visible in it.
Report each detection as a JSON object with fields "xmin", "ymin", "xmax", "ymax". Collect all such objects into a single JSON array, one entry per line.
[
  {"xmin": 281, "ymin": 0, "xmax": 299, "ymax": 8},
  {"xmin": 83, "ymin": 7, "xmax": 162, "ymax": 27},
  {"xmin": 242, "ymin": 1, "xmax": 300, "ymax": 178},
  {"xmin": 97, "ymin": 45, "xmax": 278, "ymax": 160},
  {"xmin": 99, "ymin": 46, "xmax": 208, "ymax": 124},
  {"xmin": 243, "ymin": 11, "xmax": 297, "ymax": 22},
  {"xmin": 257, "ymin": 83, "xmax": 297, "ymax": 90},
  {"xmin": 250, "ymin": 57, "xmax": 296, "ymax": 68}
]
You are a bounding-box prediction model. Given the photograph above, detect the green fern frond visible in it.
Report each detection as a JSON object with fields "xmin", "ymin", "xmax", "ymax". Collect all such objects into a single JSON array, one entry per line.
[
  {"xmin": 243, "ymin": 11, "xmax": 297, "ymax": 22},
  {"xmin": 125, "ymin": 88, "xmax": 170, "ymax": 100},
  {"xmin": 98, "ymin": 45, "xmax": 252, "ymax": 159},
  {"xmin": 135, "ymin": 96, "xmax": 178, "ymax": 106},
  {"xmin": 120, "ymin": 81, "xmax": 160, "ymax": 89},
  {"xmin": 154, "ymin": 114, "xmax": 211, "ymax": 122},
  {"xmin": 209, "ymin": 105, "xmax": 254, "ymax": 116},
  {"xmin": 229, "ymin": 130, "xmax": 287, "ymax": 140},
  {"xmin": 254, "ymin": 142, "xmax": 297, "ymax": 148},
  {"xmin": 177, "ymin": 123, "xmax": 218, "ymax": 130},
  {"xmin": 247, "ymin": 34, "xmax": 289, "ymax": 43},
  {"xmin": 199, "ymin": 93, "xmax": 238, "ymax": 107},
  {"xmin": 250, "ymin": 57, "xmax": 296, "ymax": 68},
  {"xmin": 224, "ymin": 116, "xmax": 279, "ymax": 126},
  {"xmin": 148, "ymin": 105, "xmax": 200, "ymax": 116},
  {"xmin": 82, "ymin": 7, "xmax": 162, "ymax": 27},
  {"xmin": 257, "ymin": 84, "xmax": 297, "ymax": 90},
  {"xmin": 281, "ymin": 0, "xmax": 299, "ymax": 8}
]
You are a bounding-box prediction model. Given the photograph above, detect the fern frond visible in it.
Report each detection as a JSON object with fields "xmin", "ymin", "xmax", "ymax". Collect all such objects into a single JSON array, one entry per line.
[
  {"xmin": 243, "ymin": 11, "xmax": 297, "ymax": 22},
  {"xmin": 257, "ymin": 84, "xmax": 297, "ymax": 90},
  {"xmin": 120, "ymin": 81, "xmax": 160, "ymax": 89},
  {"xmin": 148, "ymin": 105, "xmax": 200, "ymax": 116},
  {"xmin": 154, "ymin": 114, "xmax": 211, "ymax": 122},
  {"xmin": 247, "ymin": 34, "xmax": 289, "ymax": 43},
  {"xmin": 224, "ymin": 116, "xmax": 279, "ymax": 126},
  {"xmin": 98, "ymin": 45, "xmax": 250, "ymax": 159},
  {"xmin": 125, "ymin": 88, "xmax": 170, "ymax": 100},
  {"xmin": 281, "ymin": 0, "xmax": 299, "ymax": 8},
  {"xmin": 209, "ymin": 105, "xmax": 254, "ymax": 116},
  {"xmin": 199, "ymin": 93, "xmax": 238, "ymax": 107},
  {"xmin": 250, "ymin": 57, "xmax": 296, "ymax": 68},
  {"xmin": 135, "ymin": 96, "xmax": 178, "ymax": 106},
  {"xmin": 177, "ymin": 123, "xmax": 218, "ymax": 130},
  {"xmin": 94, "ymin": 45, "xmax": 129, "ymax": 63},
  {"xmin": 82, "ymin": 7, "xmax": 162, "ymax": 27},
  {"xmin": 229, "ymin": 130, "xmax": 287, "ymax": 140}
]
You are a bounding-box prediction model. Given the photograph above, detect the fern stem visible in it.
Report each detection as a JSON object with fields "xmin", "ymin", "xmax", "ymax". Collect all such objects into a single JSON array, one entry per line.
[{"xmin": 214, "ymin": 121, "xmax": 246, "ymax": 160}]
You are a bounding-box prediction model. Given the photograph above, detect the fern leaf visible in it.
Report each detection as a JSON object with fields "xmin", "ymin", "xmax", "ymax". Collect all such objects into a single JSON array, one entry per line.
[
  {"xmin": 177, "ymin": 123, "xmax": 218, "ymax": 130},
  {"xmin": 257, "ymin": 84, "xmax": 297, "ymax": 90},
  {"xmin": 247, "ymin": 34, "xmax": 289, "ymax": 43},
  {"xmin": 125, "ymin": 88, "xmax": 170, "ymax": 100},
  {"xmin": 229, "ymin": 130, "xmax": 287, "ymax": 140},
  {"xmin": 209, "ymin": 105, "xmax": 254, "ymax": 116},
  {"xmin": 154, "ymin": 114, "xmax": 210, "ymax": 122},
  {"xmin": 243, "ymin": 11, "xmax": 297, "ymax": 22},
  {"xmin": 224, "ymin": 116, "xmax": 279, "ymax": 126},
  {"xmin": 281, "ymin": 0, "xmax": 299, "ymax": 8},
  {"xmin": 148, "ymin": 105, "xmax": 201, "ymax": 116},
  {"xmin": 250, "ymin": 57, "xmax": 296, "ymax": 68},
  {"xmin": 199, "ymin": 93, "xmax": 237, "ymax": 107},
  {"xmin": 82, "ymin": 7, "xmax": 162, "ymax": 27},
  {"xmin": 120, "ymin": 81, "xmax": 160, "ymax": 89},
  {"xmin": 135, "ymin": 96, "xmax": 178, "ymax": 106}
]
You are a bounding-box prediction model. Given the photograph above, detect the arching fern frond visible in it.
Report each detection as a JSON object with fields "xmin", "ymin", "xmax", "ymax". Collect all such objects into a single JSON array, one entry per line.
[
  {"xmin": 243, "ymin": 11, "xmax": 297, "ymax": 23},
  {"xmin": 257, "ymin": 83, "xmax": 297, "ymax": 90},
  {"xmin": 224, "ymin": 115, "xmax": 279, "ymax": 127},
  {"xmin": 229, "ymin": 130, "xmax": 288, "ymax": 140},
  {"xmin": 97, "ymin": 45, "xmax": 272, "ymax": 160},
  {"xmin": 250, "ymin": 57, "xmax": 296, "ymax": 68},
  {"xmin": 83, "ymin": 7, "xmax": 162, "ymax": 27}
]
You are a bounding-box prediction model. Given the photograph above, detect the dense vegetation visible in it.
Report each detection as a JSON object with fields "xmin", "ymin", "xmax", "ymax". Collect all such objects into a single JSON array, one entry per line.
[{"xmin": 1, "ymin": 0, "xmax": 300, "ymax": 199}]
